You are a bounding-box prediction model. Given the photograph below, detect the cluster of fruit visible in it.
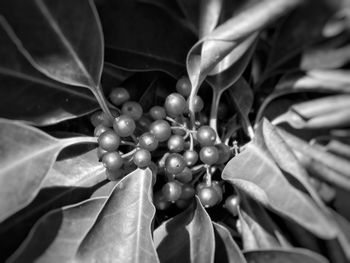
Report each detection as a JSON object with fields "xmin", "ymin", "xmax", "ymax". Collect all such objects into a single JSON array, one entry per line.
[{"xmin": 90, "ymin": 76, "xmax": 240, "ymax": 214}]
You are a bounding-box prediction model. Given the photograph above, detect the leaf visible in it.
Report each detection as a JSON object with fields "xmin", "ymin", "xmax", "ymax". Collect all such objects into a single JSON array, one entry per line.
[
  {"xmin": 0, "ymin": 119, "xmax": 97, "ymax": 222},
  {"xmin": 237, "ymin": 193, "xmax": 290, "ymax": 250},
  {"xmin": 213, "ymin": 222, "xmax": 247, "ymax": 263},
  {"xmin": 0, "ymin": 22, "xmax": 100, "ymax": 126},
  {"xmin": 277, "ymin": 128, "xmax": 350, "ymax": 179},
  {"xmin": 0, "ymin": 0, "xmax": 112, "ymax": 117},
  {"xmin": 244, "ymin": 249, "xmax": 329, "ymax": 263},
  {"xmin": 76, "ymin": 168, "xmax": 159, "ymax": 263},
  {"xmin": 98, "ymin": 0, "xmax": 196, "ymax": 77},
  {"xmin": 42, "ymin": 148, "xmax": 105, "ymax": 188},
  {"xmin": 325, "ymin": 140, "xmax": 350, "ymax": 159},
  {"xmin": 301, "ymin": 43, "xmax": 350, "ymax": 70},
  {"xmin": 7, "ymin": 197, "xmax": 107, "ymax": 263},
  {"xmin": 10, "ymin": 169, "xmax": 157, "ymax": 262},
  {"xmin": 265, "ymin": 0, "xmax": 337, "ymax": 75},
  {"xmin": 154, "ymin": 197, "xmax": 215, "ymax": 263},
  {"xmin": 276, "ymin": 70, "xmax": 350, "ymax": 93},
  {"xmin": 186, "ymin": 0, "xmax": 301, "ymax": 94},
  {"xmin": 198, "ymin": 0, "xmax": 224, "ymax": 38},
  {"xmin": 259, "ymin": 119, "xmax": 325, "ymax": 207},
  {"xmin": 222, "ymin": 132, "xmax": 339, "ymax": 239},
  {"xmin": 273, "ymin": 95, "xmax": 350, "ymax": 129}
]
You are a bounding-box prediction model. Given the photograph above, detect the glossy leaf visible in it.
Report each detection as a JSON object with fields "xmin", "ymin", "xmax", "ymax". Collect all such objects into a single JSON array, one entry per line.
[
  {"xmin": 76, "ymin": 168, "xmax": 159, "ymax": 263},
  {"xmin": 0, "ymin": 0, "xmax": 112, "ymax": 117},
  {"xmin": 0, "ymin": 21, "xmax": 100, "ymax": 126},
  {"xmin": 213, "ymin": 222, "xmax": 247, "ymax": 263},
  {"xmin": 98, "ymin": 0, "xmax": 196, "ymax": 77},
  {"xmin": 244, "ymin": 249, "xmax": 329, "ymax": 263},
  {"xmin": 273, "ymin": 95, "xmax": 350, "ymax": 129},
  {"xmin": 186, "ymin": 0, "xmax": 301, "ymax": 95},
  {"xmin": 198, "ymin": 0, "xmax": 223, "ymax": 38},
  {"xmin": 222, "ymin": 134, "xmax": 339, "ymax": 239},
  {"xmin": 42, "ymin": 148, "xmax": 105, "ymax": 188},
  {"xmin": 8, "ymin": 197, "xmax": 107, "ymax": 263},
  {"xmin": 154, "ymin": 197, "xmax": 215, "ymax": 263},
  {"xmin": 0, "ymin": 119, "xmax": 97, "ymax": 222},
  {"xmin": 238, "ymin": 194, "xmax": 289, "ymax": 250}
]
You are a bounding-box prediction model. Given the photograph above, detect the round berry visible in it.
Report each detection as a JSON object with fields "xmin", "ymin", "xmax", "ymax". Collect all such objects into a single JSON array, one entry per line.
[
  {"xmin": 98, "ymin": 130, "xmax": 121, "ymax": 151},
  {"xmin": 193, "ymin": 95, "xmax": 204, "ymax": 112},
  {"xmin": 165, "ymin": 153, "xmax": 186, "ymax": 174},
  {"xmin": 94, "ymin": 125, "xmax": 111, "ymax": 137},
  {"xmin": 154, "ymin": 192, "xmax": 171, "ymax": 210},
  {"xmin": 133, "ymin": 149, "xmax": 151, "ymax": 168},
  {"xmin": 150, "ymin": 120, "xmax": 171, "ymax": 142},
  {"xmin": 90, "ymin": 111, "xmax": 113, "ymax": 127},
  {"xmin": 197, "ymin": 186, "xmax": 221, "ymax": 208},
  {"xmin": 109, "ymin": 87, "xmax": 130, "ymax": 106},
  {"xmin": 121, "ymin": 101, "xmax": 143, "ymax": 120},
  {"xmin": 149, "ymin": 106, "xmax": 166, "ymax": 120},
  {"xmin": 180, "ymin": 184, "xmax": 195, "ymax": 200},
  {"xmin": 102, "ymin": 152, "xmax": 123, "ymax": 171},
  {"xmin": 139, "ymin": 132, "xmax": 158, "ymax": 151},
  {"xmin": 197, "ymin": 126, "xmax": 216, "ymax": 146},
  {"xmin": 164, "ymin": 93, "xmax": 187, "ymax": 117},
  {"xmin": 183, "ymin": 150, "xmax": 198, "ymax": 166},
  {"xmin": 176, "ymin": 76, "xmax": 192, "ymax": 97},
  {"xmin": 162, "ymin": 181, "xmax": 182, "ymax": 202},
  {"xmin": 175, "ymin": 167, "xmax": 193, "ymax": 183},
  {"xmin": 216, "ymin": 143, "xmax": 231, "ymax": 164},
  {"xmin": 224, "ymin": 195, "xmax": 240, "ymax": 217},
  {"xmin": 200, "ymin": 146, "xmax": 219, "ymax": 165},
  {"xmin": 167, "ymin": 134, "xmax": 185, "ymax": 152},
  {"xmin": 113, "ymin": 115, "xmax": 136, "ymax": 137}
]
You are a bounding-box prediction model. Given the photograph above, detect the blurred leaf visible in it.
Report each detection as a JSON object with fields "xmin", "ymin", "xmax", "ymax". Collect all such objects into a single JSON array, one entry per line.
[
  {"xmin": 213, "ymin": 222, "xmax": 247, "ymax": 263},
  {"xmin": 301, "ymin": 43, "xmax": 350, "ymax": 70},
  {"xmin": 238, "ymin": 194, "xmax": 290, "ymax": 250},
  {"xmin": 186, "ymin": 0, "xmax": 301, "ymax": 94},
  {"xmin": 265, "ymin": 0, "xmax": 337, "ymax": 75},
  {"xmin": 0, "ymin": 22, "xmax": 100, "ymax": 126},
  {"xmin": 276, "ymin": 70, "xmax": 350, "ymax": 93},
  {"xmin": 7, "ymin": 197, "xmax": 107, "ymax": 263},
  {"xmin": 273, "ymin": 95, "xmax": 350, "ymax": 129},
  {"xmin": 277, "ymin": 128, "xmax": 350, "ymax": 180},
  {"xmin": 154, "ymin": 197, "xmax": 215, "ymax": 263},
  {"xmin": 0, "ymin": 119, "xmax": 97, "ymax": 222},
  {"xmin": 325, "ymin": 140, "xmax": 350, "ymax": 159},
  {"xmin": 244, "ymin": 249, "xmax": 329, "ymax": 263},
  {"xmin": 222, "ymin": 128, "xmax": 339, "ymax": 239},
  {"xmin": 98, "ymin": 0, "xmax": 196, "ymax": 77}
]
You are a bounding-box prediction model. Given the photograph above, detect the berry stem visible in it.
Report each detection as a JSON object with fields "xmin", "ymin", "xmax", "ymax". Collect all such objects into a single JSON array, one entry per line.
[
  {"xmin": 121, "ymin": 140, "xmax": 137, "ymax": 147},
  {"xmin": 121, "ymin": 148, "xmax": 137, "ymax": 159},
  {"xmin": 205, "ymin": 165, "xmax": 212, "ymax": 186},
  {"xmin": 61, "ymin": 136, "xmax": 98, "ymax": 147},
  {"xmin": 209, "ymin": 89, "xmax": 223, "ymax": 144},
  {"xmin": 189, "ymin": 132, "xmax": 194, "ymax": 151}
]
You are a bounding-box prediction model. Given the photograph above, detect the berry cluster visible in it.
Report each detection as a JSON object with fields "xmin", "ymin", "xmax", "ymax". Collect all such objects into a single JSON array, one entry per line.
[{"xmin": 90, "ymin": 76, "xmax": 240, "ymax": 212}]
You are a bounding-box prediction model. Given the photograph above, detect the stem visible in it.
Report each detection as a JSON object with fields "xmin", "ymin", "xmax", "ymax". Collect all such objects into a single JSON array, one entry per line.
[
  {"xmin": 61, "ymin": 136, "xmax": 98, "ymax": 147},
  {"xmin": 209, "ymin": 89, "xmax": 223, "ymax": 144},
  {"xmin": 189, "ymin": 132, "xmax": 194, "ymax": 151},
  {"xmin": 121, "ymin": 140, "xmax": 137, "ymax": 147},
  {"xmin": 92, "ymin": 85, "xmax": 114, "ymax": 122},
  {"xmin": 205, "ymin": 165, "xmax": 212, "ymax": 186},
  {"xmin": 122, "ymin": 148, "xmax": 137, "ymax": 159}
]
